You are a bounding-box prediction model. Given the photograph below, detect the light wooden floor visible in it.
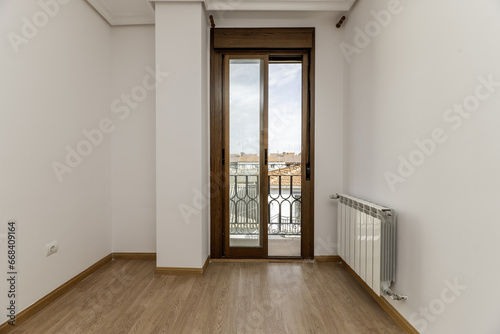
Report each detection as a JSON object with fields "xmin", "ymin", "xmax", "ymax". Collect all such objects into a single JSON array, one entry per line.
[
  {"xmin": 10, "ymin": 260, "xmax": 404, "ymax": 334},
  {"xmin": 232, "ymin": 236, "xmax": 301, "ymax": 257}
]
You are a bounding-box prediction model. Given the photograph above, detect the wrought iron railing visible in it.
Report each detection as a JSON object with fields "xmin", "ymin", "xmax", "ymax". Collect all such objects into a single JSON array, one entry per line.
[
  {"xmin": 229, "ymin": 174, "xmax": 259, "ymax": 235},
  {"xmin": 229, "ymin": 164, "xmax": 301, "ymax": 236}
]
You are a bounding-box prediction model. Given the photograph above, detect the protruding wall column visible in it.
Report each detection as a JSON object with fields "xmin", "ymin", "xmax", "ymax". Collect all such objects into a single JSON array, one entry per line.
[{"xmin": 155, "ymin": 1, "xmax": 209, "ymax": 271}]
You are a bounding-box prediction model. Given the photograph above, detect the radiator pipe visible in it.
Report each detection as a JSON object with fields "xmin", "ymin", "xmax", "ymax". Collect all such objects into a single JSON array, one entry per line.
[
  {"xmin": 383, "ymin": 288, "xmax": 408, "ymax": 301},
  {"xmin": 382, "ymin": 209, "xmax": 393, "ymax": 217}
]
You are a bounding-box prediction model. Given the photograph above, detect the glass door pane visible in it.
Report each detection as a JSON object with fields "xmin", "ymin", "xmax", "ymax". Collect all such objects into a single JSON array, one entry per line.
[
  {"xmin": 228, "ymin": 59, "xmax": 264, "ymax": 248},
  {"xmin": 267, "ymin": 62, "xmax": 302, "ymax": 257}
]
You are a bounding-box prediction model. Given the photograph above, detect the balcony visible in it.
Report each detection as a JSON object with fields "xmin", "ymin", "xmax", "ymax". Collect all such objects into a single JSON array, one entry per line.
[{"xmin": 229, "ymin": 162, "xmax": 302, "ymax": 237}]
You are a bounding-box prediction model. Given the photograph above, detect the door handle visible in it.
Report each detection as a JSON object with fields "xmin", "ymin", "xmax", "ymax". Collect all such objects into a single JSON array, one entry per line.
[{"xmin": 265, "ymin": 148, "xmax": 268, "ymax": 165}]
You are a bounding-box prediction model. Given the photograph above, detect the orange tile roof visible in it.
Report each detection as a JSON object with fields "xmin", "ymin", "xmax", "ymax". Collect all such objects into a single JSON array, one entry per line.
[
  {"xmin": 238, "ymin": 154, "xmax": 258, "ymax": 162},
  {"xmin": 269, "ymin": 165, "xmax": 301, "ymax": 186}
]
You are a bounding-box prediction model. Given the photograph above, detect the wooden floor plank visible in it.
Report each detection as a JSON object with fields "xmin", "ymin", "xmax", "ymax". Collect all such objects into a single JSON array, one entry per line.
[{"xmin": 9, "ymin": 260, "xmax": 404, "ymax": 334}]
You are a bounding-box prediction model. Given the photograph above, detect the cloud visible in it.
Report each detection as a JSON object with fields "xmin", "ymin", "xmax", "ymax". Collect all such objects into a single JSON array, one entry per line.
[
  {"xmin": 228, "ymin": 61, "xmax": 303, "ymax": 155},
  {"xmin": 269, "ymin": 63, "xmax": 302, "ymax": 88}
]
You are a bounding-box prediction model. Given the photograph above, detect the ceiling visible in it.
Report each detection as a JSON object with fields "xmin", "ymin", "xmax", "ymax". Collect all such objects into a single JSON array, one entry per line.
[
  {"xmin": 86, "ymin": 0, "xmax": 355, "ymax": 26},
  {"xmin": 86, "ymin": 0, "xmax": 155, "ymax": 25}
]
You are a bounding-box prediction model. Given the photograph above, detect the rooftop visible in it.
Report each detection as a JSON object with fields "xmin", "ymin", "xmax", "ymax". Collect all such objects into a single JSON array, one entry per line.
[
  {"xmin": 230, "ymin": 152, "xmax": 301, "ymax": 164},
  {"xmin": 269, "ymin": 165, "xmax": 301, "ymax": 187}
]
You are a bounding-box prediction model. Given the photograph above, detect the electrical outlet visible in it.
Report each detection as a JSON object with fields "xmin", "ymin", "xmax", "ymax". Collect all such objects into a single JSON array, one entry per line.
[{"xmin": 46, "ymin": 241, "xmax": 58, "ymax": 257}]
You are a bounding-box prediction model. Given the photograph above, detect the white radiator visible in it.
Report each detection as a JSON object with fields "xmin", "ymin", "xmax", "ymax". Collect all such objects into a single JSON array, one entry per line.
[{"xmin": 335, "ymin": 194, "xmax": 403, "ymax": 299}]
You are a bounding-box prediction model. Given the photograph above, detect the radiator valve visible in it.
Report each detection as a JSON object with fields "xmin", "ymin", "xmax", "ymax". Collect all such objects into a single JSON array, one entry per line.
[{"xmin": 384, "ymin": 288, "xmax": 408, "ymax": 301}]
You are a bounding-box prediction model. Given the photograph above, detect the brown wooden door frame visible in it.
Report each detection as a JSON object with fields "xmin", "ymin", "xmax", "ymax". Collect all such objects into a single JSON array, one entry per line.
[{"xmin": 210, "ymin": 28, "xmax": 315, "ymax": 259}]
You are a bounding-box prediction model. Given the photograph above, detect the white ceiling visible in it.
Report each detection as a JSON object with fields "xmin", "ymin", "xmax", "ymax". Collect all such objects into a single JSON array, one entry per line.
[
  {"xmin": 86, "ymin": 0, "xmax": 355, "ymax": 26},
  {"xmin": 86, "ymin": 0, "xmax": 155, "ymax": 25}
]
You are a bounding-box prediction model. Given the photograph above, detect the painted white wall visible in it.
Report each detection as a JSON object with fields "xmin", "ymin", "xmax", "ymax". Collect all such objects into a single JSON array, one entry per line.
[
  {"xmin": 155, "ymin": 2, "xmax": 209, "ymax": 268},
  {"xmin": 201, "ymin": 12, "xmax": 210, "ymax": 262},
  {"xmin": 110, "ymin": 26, "xmax": 156, "ymax": 253},
  {"xmin": 215, "ymin": 12, "xmax": 344, "ymax": 256},
  {"xmin": 342, "ymin": 0, "xmax": 500, "ymax": 333},
  {"xmin": 0, "ymin": 0, "xmax": 112, "ymax": 321}
]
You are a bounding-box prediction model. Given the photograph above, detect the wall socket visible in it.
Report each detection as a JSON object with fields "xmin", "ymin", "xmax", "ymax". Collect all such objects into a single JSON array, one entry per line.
[{"xmin": 46, "ymin": 241, "xmax": 58, "ymax": 257}]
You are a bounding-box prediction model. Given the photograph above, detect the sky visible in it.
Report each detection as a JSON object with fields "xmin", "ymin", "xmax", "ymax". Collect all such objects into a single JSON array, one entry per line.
[{"xmin": 229, "ymin": 60, "xmax": 302, "ymax": 156}]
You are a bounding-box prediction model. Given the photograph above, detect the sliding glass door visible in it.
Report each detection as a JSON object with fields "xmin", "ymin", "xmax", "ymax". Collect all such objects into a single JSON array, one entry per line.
[
  {"xmin": 223, "ymin": 53, "xmax": 308, "ymax": 259},
  {"xmin": 267, "ymin": 60, "xmax": 303, "ymax": 257}
]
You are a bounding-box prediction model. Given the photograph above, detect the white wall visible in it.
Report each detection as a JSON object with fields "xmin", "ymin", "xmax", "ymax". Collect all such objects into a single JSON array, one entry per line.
[
  {"xmin": 156, "ymin": 2, "xmax": 209, "ymax": 268},
  {"xmin": 343, "ymin": 0, "xmax": 500, "ymax": 333},
  {"xmin": 201, "ymin": 11, "xmax": 210, "ymax": 262},
  {"xmin": 0, "ymin": 0, "xmax": 112, "ymax": 321},
  {"xmin": 110, "ymin": 26, "xmax": 156, "ymax": 253},
  {"xmin": 215, "ymin": 12, "xmax": 344, "ymax": 256}
]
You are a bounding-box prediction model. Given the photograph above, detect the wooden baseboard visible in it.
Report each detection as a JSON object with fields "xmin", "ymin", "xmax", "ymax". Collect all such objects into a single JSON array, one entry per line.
[
  {"xmin": 112, "ymin": 252, "xmax": 156, "ymax": 260},
  {"xmin": 340, "ymin": 259, "xmax": 418, "ymax": 334},
  {"xmin": 155, "ymin": 256, "xmax": 210, "ymax": 276},
  {"xmin": 314, "ymin": 255, "xmax": 342, "ymax": 263},
  {"xmin": 0, "ymin": 254, "xmax": 113, "ymax": 333},
  {"xmin": 209, "ymin": 258, "xmax": 315, "ymax": 263}
]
